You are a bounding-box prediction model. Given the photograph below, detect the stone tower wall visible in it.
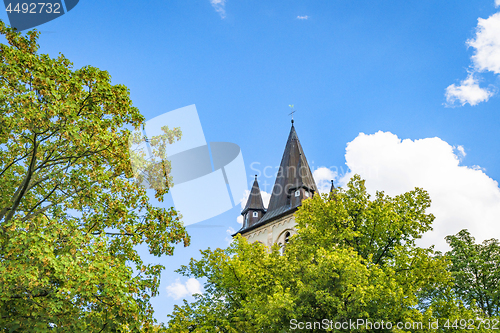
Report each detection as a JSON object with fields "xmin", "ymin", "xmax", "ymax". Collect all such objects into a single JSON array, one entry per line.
[{"xmin": 242, "ymin": 214, "xmax": 298, "ymax": 250}]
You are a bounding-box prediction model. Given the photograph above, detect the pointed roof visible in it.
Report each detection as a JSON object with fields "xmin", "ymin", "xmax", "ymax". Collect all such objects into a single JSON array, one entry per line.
[
  {"xmin": 330, "ymin": 180, "xmax": 335, "ymax": 193},
  {"xmin": 257, "ymin": 122, "xmax": 317, "ymax": 224},
  {"xmin": 267, "ymin": 123, "xmax": 317, "ymax": 209},
  {"xmin": 241, "ymin": 176, "xmax": 265, "ymax": 215}
]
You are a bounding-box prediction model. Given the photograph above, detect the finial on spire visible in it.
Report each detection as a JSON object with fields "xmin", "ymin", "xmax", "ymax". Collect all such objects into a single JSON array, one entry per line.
[
  {"xmin": 255, "ymin": 174, "xmax": 258, "ymax": 180},
  {"xmin": 288, "ymin": 104, "xmax": 296, "ymax": 124},
  {"xmin": 330, "ymin": 179, "xmax": 335, "ymax": 193}
]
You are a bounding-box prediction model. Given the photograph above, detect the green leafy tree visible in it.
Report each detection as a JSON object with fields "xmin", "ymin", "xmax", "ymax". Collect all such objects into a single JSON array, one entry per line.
[
  {"xmin": 446, "ymin": 229, "xmax": 500, "ymax": 317},
  {"xmin": 166, "ymin": 176, "xmax": 484, "ymax": 332},
  {"xmin": 0, "ymin": 22, "xmax": 189, "ymax": 331}
]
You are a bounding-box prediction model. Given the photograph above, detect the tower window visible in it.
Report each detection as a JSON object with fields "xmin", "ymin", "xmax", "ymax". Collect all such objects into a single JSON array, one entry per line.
[
  {"xmin": 294, "ymin": 190, "xmax": 300, "ymax": 197},
  {"xmin": 285, "ymin": 231, "xmax": 290, "ymax": 244},
  {"xmin": 244, "ymin": 213, "xmax": 248, "ymax": 226},
  {"xmin": 253, "ymin": 211, "xmax": 258, "ymax": 217},
  {"xmin": 279, "ymin": 232, "xmax": 291, "ymax": 255},
  {"xmin": 305, "ymin": 191, "xmax": 309, "ymax": 197}
]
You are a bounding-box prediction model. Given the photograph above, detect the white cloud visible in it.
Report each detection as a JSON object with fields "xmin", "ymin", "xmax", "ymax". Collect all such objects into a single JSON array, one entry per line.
[
  {"xmin": 313, "ymin": 167, "xmax": 338, "ymax": 194},
  {"xmin": 446, "ymin": 8, "xmax": 500, "ymax": 106},
  {"xmin": 226, "ymin": 226, "xmax": 236, "ymax": 245},
  {"xmin": 297, "ymin": 15, "xmax": 309, "ymax": 20},
  {"xmin": 455, "ymin": 145, "xmax": 466, "ymax": 158},
  {"xmin": 210, "ymin": 0, "xmax": 227, "ymax": 19},
  {"xmin": 468, "ymin": 12, "xmax": 500, "ymax": 74},
  {"xmin": 166, "ymin": 278, "xmax": 203, "ymax": 300},
  {"xmin": 445, "ymin": 73, "xmax": 494, "ymax": 106},
  {"xmin": 261, "ymin": 191, "xmax": 271, "ymax": 208},
  {"xmin": 339, "ymin": 131, "xmax": 500, "ymax": 252}
]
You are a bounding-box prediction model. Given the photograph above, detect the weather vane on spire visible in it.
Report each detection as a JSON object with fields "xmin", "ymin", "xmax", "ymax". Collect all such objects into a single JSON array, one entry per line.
[{"xmin": 288, "ymin": 104, "xmax": 296, "ymax": 123}]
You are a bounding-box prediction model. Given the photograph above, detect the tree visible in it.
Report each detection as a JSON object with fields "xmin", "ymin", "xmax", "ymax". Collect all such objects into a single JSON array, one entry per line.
[
  {"xmin": 166, "ymin": 176, "xmax": 484, "ymax": 332},
  {"xmin": 446, "ymin": 229, "xmax": 500, "ymax": 317},
  {"xmin": 0, "ymin": 22, "xmax": 189, "ymax": 331}
]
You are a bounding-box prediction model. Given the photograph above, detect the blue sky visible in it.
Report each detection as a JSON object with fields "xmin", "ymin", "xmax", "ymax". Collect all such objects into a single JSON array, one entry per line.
[{"xmin": 3, "ymin": 0, "xmax": 500, "ymax": 325}]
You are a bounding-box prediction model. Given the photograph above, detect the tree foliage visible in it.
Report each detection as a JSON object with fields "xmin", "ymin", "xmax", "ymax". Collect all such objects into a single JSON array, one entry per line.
[
  {"xmin": 166, "ymin": 176, "xmax": 489, "ymax": 332},
  {"xmin": 446, "ymin": 229, "xmax": 500, "ymax": 317},
  {"xmin": 0, "ymin": 22, "xmax": 189, "ymax": 331}
]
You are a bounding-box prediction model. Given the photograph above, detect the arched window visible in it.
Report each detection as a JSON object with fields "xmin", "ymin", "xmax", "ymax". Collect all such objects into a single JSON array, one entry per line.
[
  {"xmin": 244, "ymin": 213, "xmax": 248, "ymax": 226},
  {"xmin": 284, "ymin": 231, "xmax": 290, "ymax": 244},
  {"xmin": 279, "ymin": 232, "xmax": 291, "ymax": 255},
  {"xmin": 253, "ymin": 211, "xmax": 258, "ymax": 217},
  {"xmin": 294, "ymin": 190, "xmax": 300, "ymax": 197}
]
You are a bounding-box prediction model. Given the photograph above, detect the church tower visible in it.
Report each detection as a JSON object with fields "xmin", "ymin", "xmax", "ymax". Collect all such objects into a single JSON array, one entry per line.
[{"xmin": 234, "ymin": 120, "xmax": 318, "ymax": 250}]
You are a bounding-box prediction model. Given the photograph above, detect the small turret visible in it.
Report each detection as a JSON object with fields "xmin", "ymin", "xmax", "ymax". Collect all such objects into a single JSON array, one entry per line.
[{"xmin": 241, "ymin": 175, "xmax": 266, "ymax": 229}]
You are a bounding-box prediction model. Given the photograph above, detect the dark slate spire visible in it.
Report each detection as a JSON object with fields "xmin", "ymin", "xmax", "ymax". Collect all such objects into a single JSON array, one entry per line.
[
  {"xmin": 257, "ymin": 122, "xmax": 317, "ymax": 224},
  {"xmin": 242, "ymin": 175, "xmax": 266, "ymax": 215},
  {"xmin": 267, "ymin": 123, "xmax": 317, "ymax": 208},
  {"xmin": 330, "ymin": 180, "xmax": 335, "ymax": 193}
]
